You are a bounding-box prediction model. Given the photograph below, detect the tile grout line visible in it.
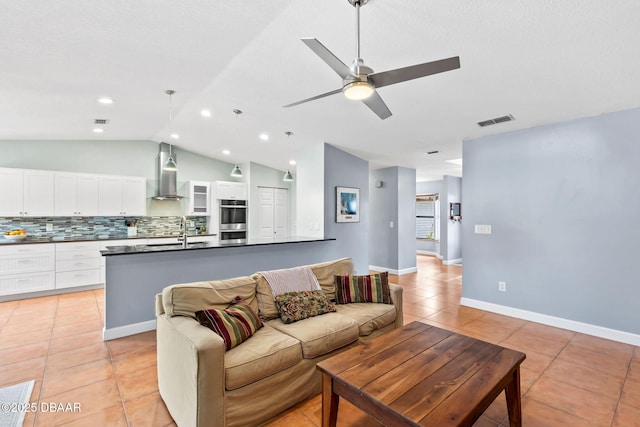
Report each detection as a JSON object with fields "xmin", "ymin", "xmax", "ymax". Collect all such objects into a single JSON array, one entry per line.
[{"xmin": 609, "ymin": 347, "xmax": 636, "ymax": 427}]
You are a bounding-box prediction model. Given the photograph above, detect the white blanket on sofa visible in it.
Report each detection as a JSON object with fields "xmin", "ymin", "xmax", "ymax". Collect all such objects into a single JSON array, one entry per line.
[{"xmin": 260, "ymin": 266, "xmax": 321, "ymax": 297}]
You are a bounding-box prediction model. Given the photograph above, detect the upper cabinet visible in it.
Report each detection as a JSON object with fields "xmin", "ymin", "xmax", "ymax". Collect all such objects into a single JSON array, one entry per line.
[
  {"xmin": 99, "ymin": 176, "xmax": 146, "ymax": 216},
  {"xmin": 186, "ymin": 181, "xmax": 211, "ymax": 215},
  {"xmin": 0, "ymin": 168, "xmax": 54, "ymax": 216},
  {"xmin": 215, "ymin": 181, "xmax": 247, "ymax": 201},
  {"xmin": 54, "ymin": 173, "xmax": 100, "ymax": 216}
]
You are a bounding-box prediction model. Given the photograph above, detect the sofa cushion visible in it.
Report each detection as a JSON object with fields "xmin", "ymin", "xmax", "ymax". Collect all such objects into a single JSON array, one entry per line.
[
  {"xmin": 334, "ymin": 272, "xmax": 391, "ymax": 304},
  {"xmin": 274, "ymin": 290, "xmax": 336, "ymax": 324},
  {"xmin": 334, "ymin": 303, "xmax": 397, "ymax": 337},
  {"xmin": 224, "ymin": 324, "xmax": 302, "ymax": 391},
  {"xmin": 267, "ymin": 312, "xmax": 359, "ymax": 359},
  {"xmin": 309, "ymin": 257, "xmax": 354, "ymax": 300},
  {"xmin": 254, "ymin": 258, "xmax": 354, "ymax": 321},
  {"xmin": 195, "ymin": 297, "xmax": 263, "ymax": 351},
  {"xmin": 162, "ymin": 276, "xmax": 258, "ymax": 318}
]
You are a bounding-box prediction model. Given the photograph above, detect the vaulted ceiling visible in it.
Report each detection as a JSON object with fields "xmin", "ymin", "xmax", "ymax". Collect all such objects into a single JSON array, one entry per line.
[{"xmin": 2, "ymin": 1, "xmax": 639, "ymax": 181}]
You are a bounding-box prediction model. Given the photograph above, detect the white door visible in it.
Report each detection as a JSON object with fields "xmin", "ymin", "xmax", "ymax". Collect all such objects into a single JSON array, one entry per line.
[
  {"xmin": 76, "ymin": 174, "xmax": 100, "ymax": 216},
  {"xmin": 274, "ymin": 189, "xmax": 288, "ymax": 237},
  {"xmin": 23, "ymin": 170, "xmax": 54, "ymax": 216},
  {"xmin": 258, "ymin": 188, "xmax": 274, "ymax": 238},
  {"xmin": 54, "ymin": 173, "xmax": 78, "ymax": 216},
  {"xmin": 99, "ymin": 176, "xmax": 124, "ymax": 216},
  {"xmin": 0, "ymin": 168, "xmax": 24, "ymax": 216},
  {"xmin": 122, "ymin": 177, "xmax": 146, "ymax": 216}
]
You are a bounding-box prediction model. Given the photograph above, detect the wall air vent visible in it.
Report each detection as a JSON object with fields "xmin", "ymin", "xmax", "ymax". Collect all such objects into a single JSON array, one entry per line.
[
  {"xmin": 477, "ymin": 114, "xmax": 514, "ymax": 127},
  {"xmin": 94, "ymin": 119, "xmax": 110, "ymax": 125}
]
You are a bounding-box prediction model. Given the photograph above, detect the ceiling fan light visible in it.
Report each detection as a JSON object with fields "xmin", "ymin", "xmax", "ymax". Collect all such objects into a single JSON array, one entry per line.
[
  {"xmin": 230, "ymin": 165, "xmax": 243, "ymax": 178},
  {"xmin": 343, "ymin": 80, "xmax": 374, "ymax": 100},
  {"xmin": 283, "ymin": 170, "xmax": 294, "ymax": 182}
]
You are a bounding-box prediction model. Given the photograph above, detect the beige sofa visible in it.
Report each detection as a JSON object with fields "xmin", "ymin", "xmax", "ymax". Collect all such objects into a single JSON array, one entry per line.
[{"xmin": 155, "ymin": 258, "xmax": 403, "ymax": 427}]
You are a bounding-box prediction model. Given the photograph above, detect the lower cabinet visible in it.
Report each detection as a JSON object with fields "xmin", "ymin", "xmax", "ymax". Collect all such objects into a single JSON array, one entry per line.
[
  {"xmin": 0, "ymin": 244, "xmax": 55, "ymax": 296},
  {"xmin": 55, "ymin": 242, "xmax": 102, "ymax": 289}
]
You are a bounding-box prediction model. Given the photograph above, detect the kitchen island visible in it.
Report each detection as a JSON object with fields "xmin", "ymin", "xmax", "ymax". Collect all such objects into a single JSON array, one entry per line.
[{"xmin": 100, "ymin": 236, "xmax": 337, "ymax": 340}]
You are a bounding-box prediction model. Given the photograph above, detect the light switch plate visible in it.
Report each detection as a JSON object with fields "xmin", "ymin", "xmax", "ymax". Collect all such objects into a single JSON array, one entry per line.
[{"xmin": 475, "ymin": 224, "xmax": 492, "ymax": 234}]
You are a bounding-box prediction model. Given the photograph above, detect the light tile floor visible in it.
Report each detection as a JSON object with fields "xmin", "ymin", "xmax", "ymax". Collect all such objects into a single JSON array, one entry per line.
[{"xmin": 0, "ymin": 255, "xmax": 638, "ymax": 426}]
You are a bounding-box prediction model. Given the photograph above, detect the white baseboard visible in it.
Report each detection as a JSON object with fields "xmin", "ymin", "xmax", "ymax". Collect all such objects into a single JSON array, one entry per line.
[
  {"xmin": 442, "ymin": 258, "xmax": 462, "ymax": 265},
  {"xmin": 460, "ymin": 297, "xmax": 640, "ymax": 346},
  {"xmin": 103, "ymin": 320, "xmax": 156, "ymax": 341},
  {"xmin": 416, "ymin": 250, "xmax": 438, "ymax": 257},
  {"xmin": 369, "ymin": 265, "xmax": 417, "ymax": 276}
]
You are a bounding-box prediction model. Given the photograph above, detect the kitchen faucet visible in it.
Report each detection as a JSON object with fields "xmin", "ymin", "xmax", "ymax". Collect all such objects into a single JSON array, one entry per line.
[{"xmin": 178, "ymin": 216, "xmax": 188, "ymax": 248}]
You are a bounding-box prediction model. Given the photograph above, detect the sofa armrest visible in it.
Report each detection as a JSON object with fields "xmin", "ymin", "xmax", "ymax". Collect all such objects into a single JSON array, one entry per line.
[
  {"xmin": 389, "ymin": 283, "xmax": 404, "ymax": 328},
  {"xmin": 157, "ymin": 313, "xmax": 226, "ymax": 427}
]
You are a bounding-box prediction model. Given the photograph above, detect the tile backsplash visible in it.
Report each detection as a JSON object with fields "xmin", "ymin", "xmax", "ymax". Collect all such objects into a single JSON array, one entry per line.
[{"xmin": 0, "ymin": 216, "xmax": 208, "ymax": 239}]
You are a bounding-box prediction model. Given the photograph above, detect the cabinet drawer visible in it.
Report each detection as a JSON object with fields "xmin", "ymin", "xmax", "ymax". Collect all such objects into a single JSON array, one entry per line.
[
  {"xmin": 56, "ymin": 251, "xmax": 100, "ymax": 261},
  {"xmin": 0, "ymin": 253, "xmax": 55, "ymax": 274},
  {"xmin": 56, "ymin": 241, "xmax": 101, "ymax": 252},
  {"xmin": 0, "ymin": 243, "xmax": 54, "ymax": 256},
  {"xmin": 56, "ymin": 258, "xmax": 101, "ymax": 272},
  {"xmin": 0, "ymin": 272, "xmax": 55, "ymax": 296},
  {"xmin": 56, "ymin": 269, "xmax": 101, "ymax": 289}
]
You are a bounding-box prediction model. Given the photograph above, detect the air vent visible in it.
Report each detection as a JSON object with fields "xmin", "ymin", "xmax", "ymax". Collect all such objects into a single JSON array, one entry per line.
[
  {"xmin": 426, "ymin": 150, "xmax": 439, "ymax": 155},
  {"xmin": 94, "ymin": 119, "xmax": 109, "ymax": 125},
  {"xmin": 477, "ymin": 114, "xmax": 514, "ymax": 127}
]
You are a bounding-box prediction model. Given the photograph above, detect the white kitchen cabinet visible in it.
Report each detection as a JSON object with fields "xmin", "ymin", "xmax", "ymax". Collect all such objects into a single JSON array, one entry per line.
[
  {"xmin": 55, "ymin": 242, "xmax": 101, "ymax": 289},
  {"xmin": 186, "ymin": 181, "xmax": 210, "ymax": 215},
  {"xmin": 99, "ymin": 175, "xmax": 146, "ymax": 216},
  {"xmin": 215, "ymin": 181, "xmax": 247, "ymax": 201},
  {"xmin": 0, "ymin": 244, "xmax": 55, "ymax": 296},
  {"xmin": 55, "ymin": 172, "xmax": 100, "ymax": 216},
  {"xmin": 0, "ymin": 168, "xmax": 54, "ymax": 216}
]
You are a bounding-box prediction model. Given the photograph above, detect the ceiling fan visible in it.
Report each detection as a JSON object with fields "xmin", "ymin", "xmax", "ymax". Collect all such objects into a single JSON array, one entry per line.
[{"xmin": 284, "ymin": 0, "xmax": 460, "ymax": 120}]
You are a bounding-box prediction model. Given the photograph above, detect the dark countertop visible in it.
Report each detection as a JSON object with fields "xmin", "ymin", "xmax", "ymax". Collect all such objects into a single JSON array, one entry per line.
[
  {"xmin": 100, "ymin": 236, "xmax": 336, "ymax": 256},
  {"xmin": 0, "ymin": 234, "xmax": 218, "ymax": 246}
]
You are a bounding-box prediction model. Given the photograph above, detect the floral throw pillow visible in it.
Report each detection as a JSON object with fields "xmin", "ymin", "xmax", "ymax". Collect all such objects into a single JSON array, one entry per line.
[
  {"xmin": 195, "ymin": 296, "xmax": 263, "ymax": 351},
  {"xmin": 334, "ymin": 272, "xmax": 392, "ymax": 304},
  {"xmin": 274, "ymin": 290, "xmax": 336, "ymax": 324}
]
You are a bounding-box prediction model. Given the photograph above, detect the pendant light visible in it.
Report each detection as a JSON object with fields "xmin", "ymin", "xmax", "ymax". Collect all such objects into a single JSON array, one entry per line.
[
  {"xmin": 283, "ymin": 131, "xmax": 294, "ymax": 182},
  {"xmin": 230, "ymin": 109, "xmax": 243, "ymax": 178},
  {"xmin": 163, "ymin": 90, "xmax": 178, "ymax": 171}
]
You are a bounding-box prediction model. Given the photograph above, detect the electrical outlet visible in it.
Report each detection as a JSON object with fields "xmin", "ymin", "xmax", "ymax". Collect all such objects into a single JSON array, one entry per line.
[
  {"xmin": 390, "ymin": 221, "xmax": 394, "ymax": 228},
  {"xmin": 46, "ymin": 223, "xmax": 54, "ymax": 232},
  {"xmin": 498, "ymin": 281, "xmax": 506, "ymax": 292}
]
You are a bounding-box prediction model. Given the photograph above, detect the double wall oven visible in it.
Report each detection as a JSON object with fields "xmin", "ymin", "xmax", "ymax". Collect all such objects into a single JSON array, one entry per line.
[{"xmin": 219, "ymin": 199, "xmax": 247, "ymax": 244}]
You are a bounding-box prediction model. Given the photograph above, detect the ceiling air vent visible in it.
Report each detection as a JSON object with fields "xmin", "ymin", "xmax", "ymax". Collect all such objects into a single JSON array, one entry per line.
[
  {"xmin": 94, "ymin": 119, "xmax": 109, "ymax": 125},
  {"xmin": 426, "ymin": 150, "xmax": 439, "ymax": 155},
  {"xmin": 477, "ymin": 114, "xmax": 514, "ymax": 127}
]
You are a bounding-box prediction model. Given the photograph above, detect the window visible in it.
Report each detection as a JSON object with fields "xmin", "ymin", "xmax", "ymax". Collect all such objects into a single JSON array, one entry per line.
[{"xmin": 416, "ymin": 194, "xmax": 439, "ymax": 240}]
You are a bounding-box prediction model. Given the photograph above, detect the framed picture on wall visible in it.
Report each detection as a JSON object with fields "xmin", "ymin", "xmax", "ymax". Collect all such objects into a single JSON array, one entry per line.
[{"xmin": 336, "ymin": 186, "xmax": 360, "ymax": 223}]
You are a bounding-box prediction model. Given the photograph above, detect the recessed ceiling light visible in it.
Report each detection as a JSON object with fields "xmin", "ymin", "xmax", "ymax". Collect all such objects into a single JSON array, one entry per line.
[
  {"xmin": 446, "ymin": 158, "xmax": 463, "ymax": 166},
  {"xmin": 93, "ymin": 128, "xmax": 104, "ymax": 133},
  {"xmin": 259, "ymin": 133, "xmax": 269, "ymax": 141},
  {"xmin": 98, "ymin": 97, "xmax": 113, "ymax": 105},
  {"xmin": 289, "ymin": 160, "xmax": 296, "ymax": 165},
  {"xmin": 200, "ymin": 109, "xmax": 212, "ymax": 118},
  {"xmin": 170, "ymin": 133, "xmax": 179, "ymax": 139},
  {"xmin": 222, "ymin": 150, "xmax": 230, "ymax": 156}
]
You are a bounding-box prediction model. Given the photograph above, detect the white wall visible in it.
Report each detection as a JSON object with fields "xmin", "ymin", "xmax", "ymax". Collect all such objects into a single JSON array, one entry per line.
[{"xmin": 296, "ymin": 143, "xmax": 324, "ymax": 237}]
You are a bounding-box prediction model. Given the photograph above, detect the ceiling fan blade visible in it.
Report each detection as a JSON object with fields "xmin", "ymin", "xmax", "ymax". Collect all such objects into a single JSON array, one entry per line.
[
  {"xmin": 369, "ymin": 56, "xmax": 460, "ymax": 89},
  {"xmin": 283, "ymin": 88, "xmax": 343, "ymax": 108},
  {"xmin": 301, "ymin": 38, "xmax": 353, "ymax": 80},
  {"xmin": 362, "ymin": 91, "xmax": 392, "ymax": 120}
]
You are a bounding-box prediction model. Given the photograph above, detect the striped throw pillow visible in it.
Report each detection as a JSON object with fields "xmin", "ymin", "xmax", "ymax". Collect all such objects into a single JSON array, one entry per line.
[
  {"xmin": 195, "ymin": 297, "xmax": 263, "ymax": 350},
  {"xmin": 334, "ymin": 272, "xmax": 392, "ymax": 304}
]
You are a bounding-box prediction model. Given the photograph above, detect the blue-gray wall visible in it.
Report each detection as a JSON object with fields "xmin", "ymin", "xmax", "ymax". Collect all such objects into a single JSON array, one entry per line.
[
  {"xmin": 443, "ymin": 175, "xmax": 462, "ymax": 261},
  {"xmin": 369, "ymin": 167, "xmax": 416, "ymax": 272},
  {"xmin": 323, "ymin": 144, "xmax": 369, "ymax": 274},
  {"xmin": 462, "ymin": 107, "xmax": 640, "ymax": 334}
]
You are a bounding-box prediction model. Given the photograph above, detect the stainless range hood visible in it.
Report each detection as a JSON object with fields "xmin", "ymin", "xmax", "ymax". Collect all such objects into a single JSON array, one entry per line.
[{"xmin": 152, "ymin": 142, "xmax": 185, "ymax": 200}]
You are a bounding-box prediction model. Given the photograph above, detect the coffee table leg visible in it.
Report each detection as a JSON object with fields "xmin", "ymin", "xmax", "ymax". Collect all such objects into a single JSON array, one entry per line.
[
  {"xmin": 322, "ymin": 373, "xmax": 339, "ymax": 427},
  {"xmin": 505, "ymin": 367, "xmax": 522, "ymax": 427}
]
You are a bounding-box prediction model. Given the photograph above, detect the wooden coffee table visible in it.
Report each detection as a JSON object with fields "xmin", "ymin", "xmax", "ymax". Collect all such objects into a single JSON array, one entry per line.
[{"xmin": 316, "ymin": 321, "xmax": 526, "ymax": 427}]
